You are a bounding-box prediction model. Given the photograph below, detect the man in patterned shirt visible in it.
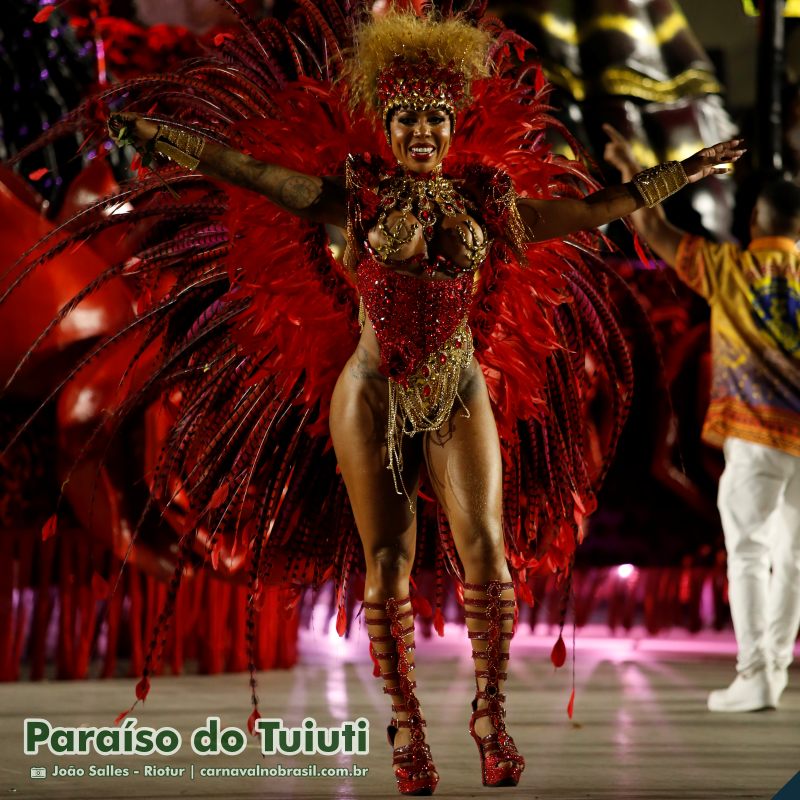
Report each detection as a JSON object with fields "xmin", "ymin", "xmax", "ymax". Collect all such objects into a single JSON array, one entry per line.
[{"xmin": 605, "ymin": 124, "xmax": 800, "ymax": 712}]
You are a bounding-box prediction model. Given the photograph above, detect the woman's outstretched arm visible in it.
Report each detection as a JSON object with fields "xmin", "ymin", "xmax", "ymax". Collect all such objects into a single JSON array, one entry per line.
[
  {"xmin": 516, "ymin": 137, "xmax": 745, "ymax": 242},
  {"xmin": 108, "ymin": 113, "xmax": 347, "ymax": 228}
]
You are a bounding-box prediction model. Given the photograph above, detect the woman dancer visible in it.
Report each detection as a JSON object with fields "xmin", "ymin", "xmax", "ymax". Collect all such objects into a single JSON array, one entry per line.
[{"xmin": 14, "ymin": 3, "xmax": 741, "ymax": 795}]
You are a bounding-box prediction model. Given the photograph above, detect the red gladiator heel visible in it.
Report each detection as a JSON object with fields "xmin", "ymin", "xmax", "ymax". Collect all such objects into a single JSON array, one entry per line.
[
  {"xmin": 364, "ymin": 596, "xmax": 439, "ymax": 796},
  {"xmin": 464, "ymin": 580, "xmax": 525, "ymax": 787}
]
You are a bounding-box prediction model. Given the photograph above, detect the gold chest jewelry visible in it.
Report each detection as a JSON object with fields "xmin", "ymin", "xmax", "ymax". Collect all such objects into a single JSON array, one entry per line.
[{"xmin": 372, "ymin": 167, "xmax": 489, "ymax": 272}]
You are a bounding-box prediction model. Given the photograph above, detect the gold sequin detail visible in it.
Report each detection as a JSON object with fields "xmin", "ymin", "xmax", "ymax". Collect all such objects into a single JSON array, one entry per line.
[
  {"xmin": 632, "ymin": 161, "xmax": 689, "ymax": 208},
  {"xmin": 153, "ymin": 124, "xmax": 206, "ymax": 170},
  {"xmin": 386, "ymin": 316, "xmax": 474, "ymax": 506}
]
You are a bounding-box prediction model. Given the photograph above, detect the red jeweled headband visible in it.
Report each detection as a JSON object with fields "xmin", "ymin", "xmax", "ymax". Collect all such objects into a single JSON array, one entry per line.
[{"xmin": 376, "ymin": 53, "xmax": 467, "ymax": 120}]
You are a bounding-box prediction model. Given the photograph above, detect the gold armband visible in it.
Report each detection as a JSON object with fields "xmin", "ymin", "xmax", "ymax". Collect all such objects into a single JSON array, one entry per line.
[
  {"xmin": 631, "ymin": 161, "xmax": 689, "ymax": 208},
  {"xmin": 153, "ymin": 124, "xmax": 206, "ymax": 170}
]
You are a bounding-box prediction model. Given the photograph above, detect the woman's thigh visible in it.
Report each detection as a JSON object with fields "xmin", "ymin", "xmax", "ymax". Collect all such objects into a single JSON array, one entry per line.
[
  {"xmin": 329, "ymin": 351, "xmax": 422, "ymax": 561},
  {"xmin": 422, "ymin": 361, "xmax": 505, "ymax": 564}
]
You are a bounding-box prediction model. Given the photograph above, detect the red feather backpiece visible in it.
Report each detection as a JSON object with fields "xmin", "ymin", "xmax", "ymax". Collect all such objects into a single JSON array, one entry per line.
[{"xmin": 4, "ymin": 0, "xmax": 633, "ymax": 716}]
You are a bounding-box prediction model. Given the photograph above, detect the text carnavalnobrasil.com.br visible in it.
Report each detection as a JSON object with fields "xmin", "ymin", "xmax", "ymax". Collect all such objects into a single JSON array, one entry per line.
[{"xmin": 45, "ymin": 763, "xmax": 369, "ymax": 779}]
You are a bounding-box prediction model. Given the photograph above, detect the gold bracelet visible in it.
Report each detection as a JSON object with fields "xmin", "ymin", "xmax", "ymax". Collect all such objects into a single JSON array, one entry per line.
[
  {"xmin": 631, "ymin": 161, "xmax": 689, "ymax": 208},
  {"xmin": 152, "ymin": 124, "xmax": 206, "ymax": 170}
]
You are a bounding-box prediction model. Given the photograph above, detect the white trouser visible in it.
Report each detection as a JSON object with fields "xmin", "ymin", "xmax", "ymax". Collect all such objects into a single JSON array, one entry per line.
[{"xmin": 717, "ymin": 437, "xmax": 800, "ymax": 673}]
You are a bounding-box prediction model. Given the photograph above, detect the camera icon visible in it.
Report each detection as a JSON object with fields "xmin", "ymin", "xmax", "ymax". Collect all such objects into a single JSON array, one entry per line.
[{"xmin": 30, "ymin": 767, "xmax": 47, "ymax": 779}]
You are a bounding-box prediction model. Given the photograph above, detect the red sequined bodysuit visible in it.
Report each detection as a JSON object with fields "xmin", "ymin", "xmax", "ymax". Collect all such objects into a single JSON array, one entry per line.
[
  {"xmin": 356, "ymin": 249, "xmax": 477, "ymax": 497},
  {"xmin": 357, "ymin": 253, "xmax": 474, "ymax": 384},
  {"xmin": 347, "ymin": 159, "xmax": 491, "ymax": 496}
]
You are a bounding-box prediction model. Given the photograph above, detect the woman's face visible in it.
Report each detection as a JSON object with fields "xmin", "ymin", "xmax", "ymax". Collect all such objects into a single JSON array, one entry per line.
[{"xmin": 389, "ymin": 107, "xmax": 452, "ymax": 173}]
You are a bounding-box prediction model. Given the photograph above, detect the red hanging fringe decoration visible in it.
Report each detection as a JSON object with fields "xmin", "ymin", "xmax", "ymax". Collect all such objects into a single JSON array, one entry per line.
[
  {"xmin": 208, "ymin": 483, "xmax": 230, "ymax": 510},
  {"xmin": 33, "ymin": 6, "xmax": 59, "ymax": 24},
  {"xmin": 335, "ymin": 603, "xmax": 347, "ymax": 636},
  {"xmin": 41, "ymin": 515, "xmax": 58, "ymax": 542},
  {"xmin": 433, "ymin": 608, "xmax": 445, "ymax": 637},
  {"xmin": 91, "ymin": 572, "xmax": 110, "ymax": 599},
  {"xmin": 368, "ymin": 642, "xmax": 381, "ymax": 678},
  {"xmin": 550, "ymin": 634, "xmax": 567, "ymax": 668},
  {"xmin": 135, "ymin": 675, "xmax": 150, "ymax": 701},
  {"xmin": 411, "ymin": 594, "xmax": 432, "ymax": 618},
  {"xmin": 247, "ymin": 708, "xmax": 261, "ymax": 736}
]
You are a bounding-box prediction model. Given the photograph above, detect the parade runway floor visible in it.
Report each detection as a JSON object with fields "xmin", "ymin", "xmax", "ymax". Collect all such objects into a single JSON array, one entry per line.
[{"xmin": 1, "ymin": 626, "xmax": 798, "ymax": 800}]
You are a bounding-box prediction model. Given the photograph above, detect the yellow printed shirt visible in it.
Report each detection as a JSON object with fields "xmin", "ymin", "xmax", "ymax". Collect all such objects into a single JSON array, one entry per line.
[{"xmin": 674, "ymin": 235, "xmax": 800, "ymax": 456}]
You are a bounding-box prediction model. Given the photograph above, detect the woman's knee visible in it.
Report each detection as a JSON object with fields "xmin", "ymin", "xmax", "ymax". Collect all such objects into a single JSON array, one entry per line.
[
  {"xmin": 365, "ymin": 544, "xmax": 414, "ymax": 582},
  {"xmin": 455, "ymin": 523, "xmax": 507, "ymax": 577}
]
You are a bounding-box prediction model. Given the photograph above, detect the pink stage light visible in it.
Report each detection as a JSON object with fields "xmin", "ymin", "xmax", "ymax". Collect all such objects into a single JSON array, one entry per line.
[{"xmin": 616, "ymin": 563, "xmax": 635, "ymax": 579}]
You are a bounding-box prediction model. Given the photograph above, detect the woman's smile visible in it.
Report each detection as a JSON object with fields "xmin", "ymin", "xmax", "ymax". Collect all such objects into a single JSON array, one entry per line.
[
  {"xmin": 389, "ymin": 107, "xmax": 452, "ymax": 173},
  {"xmin": 409, "ymin": 144, "xmax": 436, "ymax": 161}
]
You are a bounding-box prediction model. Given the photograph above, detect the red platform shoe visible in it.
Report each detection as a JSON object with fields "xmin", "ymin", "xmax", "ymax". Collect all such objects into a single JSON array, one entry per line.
[
  {"xmin": 364, "ymin": 596, "xmax": 439, "ymax": 796},
  {"xmin": 464, "ymin": 580, "xmax": 525, "ymax": 787}
]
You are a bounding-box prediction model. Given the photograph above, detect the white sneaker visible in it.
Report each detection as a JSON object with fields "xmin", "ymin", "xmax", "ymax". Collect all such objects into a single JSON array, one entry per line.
[
  {"xmin": 707, "ymin": 669, "xmax": 776, "ymax": 712},
  {"xmin": 770, "ymin": 667, "xmax": 789, "ymax": 706}
]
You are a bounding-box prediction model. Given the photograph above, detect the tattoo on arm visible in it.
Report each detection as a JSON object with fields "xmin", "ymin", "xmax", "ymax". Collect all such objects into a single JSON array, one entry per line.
[
  {"xmin": 195, "ymin": 143, "xmax": 326, "ymax": 216},
  {"xmin": 279, "ymin": 175, "xmax": 322, "ymax": 210},
  {"xmin": 193, "ymin": 138, "xmax": 347, "ymax": 225}
]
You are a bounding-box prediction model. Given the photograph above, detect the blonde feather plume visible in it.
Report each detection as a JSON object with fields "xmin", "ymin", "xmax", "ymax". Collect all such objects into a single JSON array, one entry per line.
[{"xmin": 342, "ymin": 8, "xmax": 493, "ymax": 118}]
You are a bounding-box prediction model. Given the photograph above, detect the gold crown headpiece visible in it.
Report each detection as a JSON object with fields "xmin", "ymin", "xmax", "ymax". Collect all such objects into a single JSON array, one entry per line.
[
  {"xmin": 377, "ymin": 52, "xmax": 466, "ymax": 118},
  {"xmin": 343, "ymin": 9, "xmax": 492, "ymax": 126}
]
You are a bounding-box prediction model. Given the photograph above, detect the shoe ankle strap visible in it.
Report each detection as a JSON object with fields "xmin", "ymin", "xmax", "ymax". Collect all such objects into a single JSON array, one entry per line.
[
  {"xmin": 463, "ymin": 581, "xmax": 514, "ymax": 592},
  {"xmin": 364, "ymin": 608, "xmax": 413, "ymax": 626},
  {"xmin": 363, "ymin": 596, "xmax": 412, "ymax": 611},
  {"xmin": 391, "ymin": 741, "xmax": 433, "ymax": 768},
  {"xmin": 473, "ymin": 667, "xmax": 508, "ymax": 680},
  {"xmin": 381, "ymin": 672, "xmax": 417, "ymax": 696},
  {"xmin": 463, "ymin": 598, "xmax": 516, "ymax": 609},
  {"xmin": 474, "ymin": 689, "xmax": 507, "ymax": 702},
  {"xmin": 380, "ymin": 665, "xmax": 416, "ymax": 680},
  {"xmin": 468, "ymin": 630, "xmax": 514, "ymax": 640},
  {"xmin": 392, "ymin": 747, "xmax": 429, "ymax": 765},
  {"xmin": 392, "ymin": 702, "xmax": 421, "ymax": 713},
  {"xmin": 391, "ymin": 716, "xmax": 427, "ymax": 729},
  {"xmin": 368, "ymin": 623, "xmax": 414, "ymax": 642},
  {"xmin": 373, "ymin": 648, "xmax": 416, "ymax": 662},
  {"xmin": 471, "ymin": 647, "xmax": 509, "ymax": 658},
  {"xmin": 471, "ymin": 705, "xmax": 507, "ymax": 723}
]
